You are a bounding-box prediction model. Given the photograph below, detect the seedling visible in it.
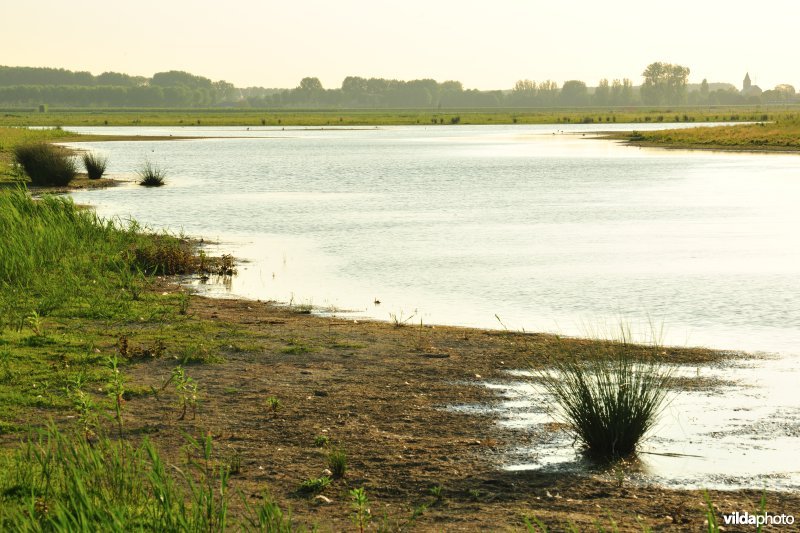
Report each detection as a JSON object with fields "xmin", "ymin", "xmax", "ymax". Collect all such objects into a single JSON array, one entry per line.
[
  {"xmin": 162, "ymin": 365, "xmax": 198, "ymax": 420},
  {"xmin": 106, "ymin": 354, "xmax": 125, "ymax": 438},
  {"xmin": 313, "ymin": 435, "xmax": 330, "ymax": 447},
  {"xmin": 265, "ymin": 396, "xmax": 281, "ymax": 413},
  {"xmin": 349, "ymin": 487, "xmax": 371, "ymax": 533}
]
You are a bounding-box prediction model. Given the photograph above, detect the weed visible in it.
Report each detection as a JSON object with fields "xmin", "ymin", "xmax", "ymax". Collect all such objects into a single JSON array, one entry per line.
[
  {"xmin": 137, "ymin": 160, "xmax": 166, "ymax": 187},
  {"xmin": 389, "ymin": 310, "xmax": 416, "ymax": 327},
  {"xmin": 265, "ymin": 396, "xmax": 281, "ymax": 413},
  {"xmin": 313, "ymin": 435, "xmax": 330, "ymax": 447},
  {"xmin": 106, "ymin": 354, "xmax": 125, "ymax": 438},
  {"xmin": 178, "ymin": 290, "xmax": 190, "ymax": 315},
  {"xmin": 179, "ymin": 343, "xmax": 222, "ymax": 365},
  {"xmin": 13, "ymin": 143, "xmax": 76, "ymax": 186},
  {"xmin": 26, "ymin": 311, "xmax": 45, "ymax": 336},
  {"xmin": 297, "ymin": 476, "xmax": 331, "ymax": 495},
  {"xmin": 162, "ymin": 365, "xmax": 198, "ymax": 420},
  {"xmin": 82, "ymin": 152, "xmax": 108, "ymax": 179},
  {"xmin": 349, "ymin": 487, "xmax": 371, "ymax": 533},
  {"xmin": 327, "ymin": 449, "xmax": 347, "ymax": 479},
  {"xmin": 429, "ymin": 485, "xmax": 444, "ymax": 501},
  {"xmin": 703, "ymin": 491, "xmax": 719, "ymax": 532},
  {"xmin": 524, "ymin": 515, "xmax": 549, "ymax": 532}
]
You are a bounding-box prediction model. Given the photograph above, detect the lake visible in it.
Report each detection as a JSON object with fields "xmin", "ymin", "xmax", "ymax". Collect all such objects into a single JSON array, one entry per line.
[{"xmin": 67, "ymin": 124, "xmax": 800, "ymax": 355}]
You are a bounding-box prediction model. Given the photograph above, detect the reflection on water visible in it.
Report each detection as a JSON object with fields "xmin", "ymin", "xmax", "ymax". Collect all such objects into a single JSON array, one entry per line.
[
  {"xmin": 66, "ymin": 124, "xmax": 800, "ymax": 355},
  {"xmin": 66, "ymin": 124, "xmax": 800, "ymax": 489},
  {"xmin": 457, "ymin": 356, "xmax": 800, "ymax": 490}
]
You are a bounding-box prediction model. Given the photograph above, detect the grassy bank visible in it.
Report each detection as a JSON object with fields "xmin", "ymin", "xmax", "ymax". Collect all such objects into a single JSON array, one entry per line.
[
  {"xmin": 607, "ymin": 113, "xmax": 800, "ymax": 151},
  {"xmin": 0, "ymin": 106, "xmax": 795, "ymax": 127},
  {"xmin": 2, "ymin": 187, "xmax": 798, "ymax": 530}
]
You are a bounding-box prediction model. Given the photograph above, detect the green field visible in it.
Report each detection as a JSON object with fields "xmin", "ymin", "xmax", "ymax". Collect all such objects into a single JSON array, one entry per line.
[{"xmin": 1, "ymin": 106, "xmax": 795, "ymax": 127}]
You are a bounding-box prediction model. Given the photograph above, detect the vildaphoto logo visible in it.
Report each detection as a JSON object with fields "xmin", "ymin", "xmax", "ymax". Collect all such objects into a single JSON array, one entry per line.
[{"xmin": 722, "ymin": 511, "xmax": 795, "ymax": 527}]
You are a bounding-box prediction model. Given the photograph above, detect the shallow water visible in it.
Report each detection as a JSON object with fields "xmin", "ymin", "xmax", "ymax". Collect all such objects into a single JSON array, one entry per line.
[
  {"xmin": 65, "ymin": 124, "xmax": 800, "ymax": 489},
  {"xmin": 67, "ymin": 124, "xmax": 800, "ymax": 354},
  {"xmin": 453, "ymin": 356, "xmax": 800, "ymax": 490}
]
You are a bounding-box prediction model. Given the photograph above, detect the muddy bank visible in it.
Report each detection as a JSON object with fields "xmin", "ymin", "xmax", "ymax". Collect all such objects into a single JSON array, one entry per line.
[{"xmin": 111, "ymin": 285, "xmax": 797, "ymax": 531}]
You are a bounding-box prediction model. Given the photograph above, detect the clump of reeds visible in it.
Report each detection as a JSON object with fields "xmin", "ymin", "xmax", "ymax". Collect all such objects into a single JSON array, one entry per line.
[
  {"xmin": 137, "ymin": 161, "xmax": 166, "ymax": 187},
  {"xmin": 82, "ymin": 152, "xmax": 108, "ymax": 179},
  {"xmin": 538, "ymin": 339, "xmax": 673, "ymax": 460},
  {"xmin": 13, "ymin": 143, "xmax": 76, "ymax": 186}
]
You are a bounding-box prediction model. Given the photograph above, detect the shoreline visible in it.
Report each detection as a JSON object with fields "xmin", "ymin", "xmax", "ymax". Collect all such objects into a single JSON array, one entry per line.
[{"xmin": 3, "ymin": 128, "xmax": 799, "ymax": 529}]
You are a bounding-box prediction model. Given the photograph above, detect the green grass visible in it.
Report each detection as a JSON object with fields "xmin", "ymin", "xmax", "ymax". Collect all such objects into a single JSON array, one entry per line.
[
  {"xmin": 0, "ymin": 106, "xmax": 797, "ymax": 128},
  {"xmin": 537, "ymin": 339, "xmax": 673, "ymax": 460},
  {"xmin": 327, "ymin": 449, "xmax": 347, "ymax": 479},
  {"xmin": 610, "ymin": 114, "xmax": 800, "ymax": 151},
  {"xmin": 0, "ymin": 425, "xmax": 297, "ymax": 531},
  {"xmin": 13, "ymin": 143, "xmax": 76, "ymax": 186},
  {"xmin": 81, "ymin": 151, "xmax": 107, "ymax": 179}
]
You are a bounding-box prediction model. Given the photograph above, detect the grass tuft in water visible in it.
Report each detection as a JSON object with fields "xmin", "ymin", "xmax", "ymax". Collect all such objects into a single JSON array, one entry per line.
[
  {"xmin": 82, "ymin": 152, "xmax": 108, "ymax": 179},
  {"xmin": 537, "ymin": 338, "xmax": 673, "ymax": 460},
  {"xmin": 137, "ymin": 160, "xmax": 167, "ymax": 187}
]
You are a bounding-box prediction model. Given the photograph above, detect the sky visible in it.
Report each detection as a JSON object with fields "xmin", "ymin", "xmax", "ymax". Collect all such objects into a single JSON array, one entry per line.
[{"xmin": 2, "ymin": 0, "xmax": 798, "ymax": 91}]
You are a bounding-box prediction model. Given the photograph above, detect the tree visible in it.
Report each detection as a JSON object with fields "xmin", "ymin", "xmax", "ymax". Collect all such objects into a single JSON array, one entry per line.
[
  {"xmin": 593, "ymin": 79, "xmax": 610, "ymax": 106},
  {"xmin": 641, "ymin": 62, "xmax": 690, "ymax": 105},
  {"xmin": 298, "ymin": 77, "xmax": 323, "ymax": 92},
  {"xmin": 559, "ymin": 80, "xmax": 588, "ymax": 106}
]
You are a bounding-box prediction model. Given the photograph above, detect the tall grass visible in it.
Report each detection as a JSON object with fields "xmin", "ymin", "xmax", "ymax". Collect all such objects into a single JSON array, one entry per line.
[
  {"xmin": 0, "ymin": 425, "xmax": 296, "ymax": 531},
  {"xmin": 0, "ymin": 189, "xmax": 196, "ymax": 323},
  {"xmin": 82, "ymin": 152, "xmax": 107, "ymax": 179},
  {"xmin": 537, "ymin": 338, "xmax": 673, "ymax": 460},
  {"xmin": 13, "ymin": 143, "xmax": 76, "ymax": 186}
]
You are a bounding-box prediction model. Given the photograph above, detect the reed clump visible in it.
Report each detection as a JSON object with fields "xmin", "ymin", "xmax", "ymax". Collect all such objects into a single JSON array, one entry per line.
[
  {"xmin": 137, "ymin": 161, "xmax": 166, "ymax": 187},
  {"xmin": 537, "ymin": 337, "xmax": 673, "ymax": 460},
  {"xmin": 82, "ymin": 152, "xmax": 108, "ymax": 179},
  {"xmin": 13, "ymin": 143, "xmax": 76, "ymax": 186}
]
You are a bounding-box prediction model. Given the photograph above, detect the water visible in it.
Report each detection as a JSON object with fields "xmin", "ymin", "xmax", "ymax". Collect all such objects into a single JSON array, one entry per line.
[
  {"xmin": 66, "ymin": 124, "xmax": 800, "ymax": 354},
  {"xmin": 65, "ymin": 124, "xmax": 800, "ymax": 489}
]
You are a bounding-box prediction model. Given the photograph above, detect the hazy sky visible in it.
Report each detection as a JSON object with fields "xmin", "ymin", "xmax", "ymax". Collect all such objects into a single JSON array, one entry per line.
[{"xmin": 2, "ymin": 0, "xmax": 798, "ymax": 90}]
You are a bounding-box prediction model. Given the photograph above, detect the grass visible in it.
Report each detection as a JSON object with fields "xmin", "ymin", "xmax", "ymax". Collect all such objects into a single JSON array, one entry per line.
[
  {"xmin": 537, "ymin": 338, "xmax": 673, "ymax": 460},
  {"xmin": 327, "ymin": 449, "xmax": 347, "ymax": 479},
  {"xmin": 1, "ymin": 106, "xmax": 798, "ymax": 129},
  {"xmin": 0, "ymin": 425, "xmax": 296, "ymax": 531},
  {"xmin": 297, "ymin": 476, "xmax": 331, "ymax": 495},
  {"xmin": 82, "ymin": 151, "xmax": 107, "ymax": 179},
  {"xmin": 137, "ymin": 160, "xmax": 167, "ymax": 186},
  {"xmin": 13, "ymin": 143, "xmax": 76, "ymax": 186},
  {"xmin": 609, "ymin": 114, "xmax": 800, "ymax": 151}
]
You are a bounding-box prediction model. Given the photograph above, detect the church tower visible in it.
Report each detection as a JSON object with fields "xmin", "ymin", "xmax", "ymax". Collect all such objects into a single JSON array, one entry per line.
[{"xmin": 743, "ymin": 72, "xmax": 752, "ymax": 92}]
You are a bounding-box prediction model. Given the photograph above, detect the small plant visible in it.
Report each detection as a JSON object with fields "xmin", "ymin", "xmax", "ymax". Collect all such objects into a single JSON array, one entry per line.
[
  {"xmin": 26, "ymin": 311, "xmax": 45, "ymax": 337},
  {"xmin": 162, "ymin": 365, "xmax": 198, "ymax": 420},
  {"xmin": 327, "ymin": 449, "xmax": 347, "ymax": 479},
  {"xmin": 313, "ymin": 435, "xmax": 330, "ymax": 447},
  {"xmin": 177, "ymin": 291, "xmax": 190, "ymax": 315},
  {"xmin": 703, "ymin": 491, "xmax": 719, "ymax": 532},
  {"xmin": 297, "ymin": 476, "xmax": 330, "ymax": 495},
  {"xmin": 82, "ymin": 152, "xmax": 108, "ymax": 179},
  {"xmin": 13, "ymin": 143, "xmax": 76, "ymax": 186},
  {"xmin": 227, "ymin": 452, "xmax": 242, "ymax": 475},
  {"xmin": 68, "ymin": 384, "xmax": 98, "ymax": 440},
  {"xmin": 429, "ymin": 485, "xmax": 444, "ymax": 502},
  {"xmin": 349, "ymin": 487, "xmax": 371, "ymax": 533},
  {"xmin": 266, "ymin": 396, "xmax": 281, "ymax": 413},
  {"xmin": 389, "ymin": 310, "xmax": 416, "ymax": 327},
  {"xmin": 137, "ymin": 160, "xmax": 167, "ymax": 187},
  {"xmin": 106, "ymin": 354, "xmax": 125, "ymax": 438}
]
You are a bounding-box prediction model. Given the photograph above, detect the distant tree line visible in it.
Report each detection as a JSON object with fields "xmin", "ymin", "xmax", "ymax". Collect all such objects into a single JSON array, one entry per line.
[{"xmin": 0, "ymin": 64, "xmax": 796, "ymax": 108}]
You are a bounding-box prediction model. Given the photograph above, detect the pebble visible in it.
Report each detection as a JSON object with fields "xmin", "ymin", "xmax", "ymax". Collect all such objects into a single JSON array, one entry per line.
[{"xmin": 313, "ymin": 495, "xmax": 332, "ymax": 505}]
